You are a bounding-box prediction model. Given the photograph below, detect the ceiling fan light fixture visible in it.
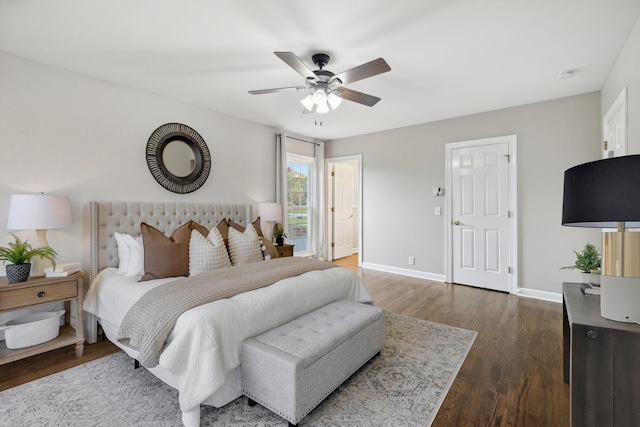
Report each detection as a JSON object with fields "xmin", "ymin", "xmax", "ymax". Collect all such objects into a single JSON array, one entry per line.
[
  {"xmin": 300, "ymin": 94, "xmax": 314, "ymax": 111},
  {"xmin": 316, "ymin": 100, "xmax": 330, "ymax": 114},
  {"xmin": 313, "ymin": 89, "xmax": 327, "ymax": 105},
  {"xmin": 301, "ymin": 88, "xmax": 338, "ymax": 114},
  {"xmin": 327, "ymin": 92, "xmax": 343, "ymax": 110}
]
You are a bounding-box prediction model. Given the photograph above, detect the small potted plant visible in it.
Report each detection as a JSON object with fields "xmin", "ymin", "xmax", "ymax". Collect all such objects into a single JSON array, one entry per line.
[
  {"xmin": 561, "ymin": 242, "xmax": 601, "ymax": 284},
  {"xmin": 0, "ymin": 233, "xmax": 57, "ymax": 283},
  {"xmin": 272, "ymin": 223, "xmax": 287, "ymax": 247}
]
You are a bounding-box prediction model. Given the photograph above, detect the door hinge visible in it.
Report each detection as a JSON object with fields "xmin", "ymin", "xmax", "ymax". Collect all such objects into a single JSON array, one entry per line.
[
  {"xmin": 331, "ymin": 171, "xmax": 335, "ymax": 177},
  {"xmin": 604, "ymin": 140, "xmax": 608, "ymax": 150},
  {"xmin": 508, "ymin": 210, "xmax": 512, "ymax": 218},
  {"xmin": 331, "ymin": 207, "xmax": 335, "ymax": 212},
  {"xmin": 331, "ymin": 242, "xmax": 335, "ymax": 248},
  {"xmin": 508, "ymin": 266, "xmax": 513, "ymax": 274},
  {"xmin": 504, "ymin": 154, "xmax": 511, "ymax": 162}
]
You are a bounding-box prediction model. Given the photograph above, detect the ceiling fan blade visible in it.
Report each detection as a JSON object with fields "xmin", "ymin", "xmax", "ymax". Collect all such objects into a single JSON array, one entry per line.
[
  {"xmin": 274, "ymin": 52, "xmax": 317, "ymax": 81},
  {"xmin": 249, "ymin": 86, "xmax": 307, "ymax": 95},
  {"xmin": 331, "ymin": 58, "xmax": 391, "ymax": 85},
  {"xmin": 338, "ymin": 88, "xmax": 381, "ymax": 107}
]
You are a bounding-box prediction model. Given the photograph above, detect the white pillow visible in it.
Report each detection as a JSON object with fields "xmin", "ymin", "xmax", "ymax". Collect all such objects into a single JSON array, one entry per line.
[
  {"xmin": 114, "ymin": 232, "xmax": 131, "ymax": 274},
  {"xmin": 189, "ymin": 228, "xmax": 232, "ymax": 276},
  {"xmin": 114, "ymin": 232, "xmax": 144, "ymax": 277},
  {"xmin": 228, "ymin": 224, "xmax": 264, "ymax": 266}
]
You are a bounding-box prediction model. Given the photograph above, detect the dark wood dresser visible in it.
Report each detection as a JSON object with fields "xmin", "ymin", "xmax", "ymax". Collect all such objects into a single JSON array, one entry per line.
[{"xmin": 563, "ymin": 282, "xmax": 640, "ymax": 427}]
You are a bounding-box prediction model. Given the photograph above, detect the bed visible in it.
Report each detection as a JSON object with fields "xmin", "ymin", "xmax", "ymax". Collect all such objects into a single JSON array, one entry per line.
[{"xmin": 82, "ymin": 201, "xmax": 372, "ymax": 427}]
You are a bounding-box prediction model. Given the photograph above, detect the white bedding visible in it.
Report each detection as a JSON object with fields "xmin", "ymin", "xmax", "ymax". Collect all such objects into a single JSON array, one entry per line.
[{"xmin": 83, "ymin": 263, "xmax": 371, "ymax": 426}]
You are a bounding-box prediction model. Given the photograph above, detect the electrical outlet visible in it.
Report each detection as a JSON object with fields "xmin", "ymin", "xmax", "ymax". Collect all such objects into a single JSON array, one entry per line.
[{"xmin": 409, "ymin": 256, "xmax": 415, "ymax": 265}]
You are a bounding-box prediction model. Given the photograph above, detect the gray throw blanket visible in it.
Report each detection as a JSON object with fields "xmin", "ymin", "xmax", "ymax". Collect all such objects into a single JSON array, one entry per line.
[{"xmin": 117, "ymin": 257, "xmax": 335, "ymax": 368}]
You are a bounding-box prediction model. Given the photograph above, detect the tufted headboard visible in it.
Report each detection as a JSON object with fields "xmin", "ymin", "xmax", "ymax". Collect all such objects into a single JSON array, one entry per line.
[{"xmin": 89, "ymin": 201, "xmax": 252, "ymax": 282}]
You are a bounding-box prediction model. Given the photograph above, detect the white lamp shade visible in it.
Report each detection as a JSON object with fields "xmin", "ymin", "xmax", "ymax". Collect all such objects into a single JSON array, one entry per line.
[
  {"xmin": 312, "ymin": 89, "xmax": 327, "ymax": 104},
  {"xmin": 327, "ymin": 92, "xmax": 343, "ymax": 110},
  {"xmin": 7, "ymin": 194, "xmax": 72, "ymax": 230},
  {"xmin": 316, "ymin": 101, "xmax": 330, "ymax": 114},
  {"xmin": 258, "ymin": 202, "xmax": 282, "ymax": 221},
  {"xmin": 300, "ymin": 94, "xmax": 314, "ymax": 111}
]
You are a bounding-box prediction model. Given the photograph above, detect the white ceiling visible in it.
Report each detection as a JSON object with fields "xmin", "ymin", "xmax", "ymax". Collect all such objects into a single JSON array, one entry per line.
[{"xmin": 1, "ymin": 0, "xmax": 638, "ymax": 140}]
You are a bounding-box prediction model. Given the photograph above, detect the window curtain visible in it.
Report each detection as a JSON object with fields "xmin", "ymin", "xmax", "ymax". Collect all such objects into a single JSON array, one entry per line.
[
  {"xmin": 277, "ymin": 132, "xmax": 325, "ymax": 259},
  {"xmin": 275, "ymin": 132, "xmax": 288, "ymax": 236},
  {"xmin": 311, "ymin": 142, "xmax": 325, "ymax": 259}
]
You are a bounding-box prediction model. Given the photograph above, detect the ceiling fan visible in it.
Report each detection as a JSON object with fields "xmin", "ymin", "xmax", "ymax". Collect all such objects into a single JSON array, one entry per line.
[{"xmin": 249, "ymin": 52, "xmax": 391, "ymax": 114}]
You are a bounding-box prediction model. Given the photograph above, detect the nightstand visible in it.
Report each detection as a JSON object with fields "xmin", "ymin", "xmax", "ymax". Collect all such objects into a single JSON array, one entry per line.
[
  {"xmin": 277, "ymin": 243, "xmax": 295, "ymax": 258},
  {"xmin": 0, "ymin": 272, "xmax": 84, "ymax": 365},
  {"xmin": 563, "ymin": 282, "xmax": 640, "ymax": 426}
]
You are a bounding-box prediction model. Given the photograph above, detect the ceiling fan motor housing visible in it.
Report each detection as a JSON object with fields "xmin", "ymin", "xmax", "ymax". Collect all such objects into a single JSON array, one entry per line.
[{"xmin": 312, "ymin": 53, "xmax": 331, "ymax": 69}]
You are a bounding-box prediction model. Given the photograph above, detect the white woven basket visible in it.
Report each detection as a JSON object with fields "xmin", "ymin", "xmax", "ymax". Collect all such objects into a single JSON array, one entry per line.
[{"xmin": 0, "ymin": 310, "xmax": 65, "ymax": 349}]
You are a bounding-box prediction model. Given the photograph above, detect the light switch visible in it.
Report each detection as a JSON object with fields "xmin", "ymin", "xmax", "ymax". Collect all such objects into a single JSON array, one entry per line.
[{"xmin": 434, "ymin": 207, "xmax": 441, "ymax": 216}]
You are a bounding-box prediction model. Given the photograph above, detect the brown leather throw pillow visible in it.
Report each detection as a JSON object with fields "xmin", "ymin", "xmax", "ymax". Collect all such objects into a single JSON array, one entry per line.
[
  {"xmin": 216, "ymin": 218, "xmax": 230, "ymax": 247},
  {"xmin": 228, "ymin": 217, "xmax": 264, "ymax": 236},
  {"xmin": 140, "ymin": 220, "xmax": 208, "ymax": 281}
]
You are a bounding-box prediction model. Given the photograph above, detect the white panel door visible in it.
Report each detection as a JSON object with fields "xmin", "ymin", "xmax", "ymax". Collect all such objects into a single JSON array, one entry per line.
[
  {"xmin": 332, "ymin": 162, "xmax": 353, "ymax": 259},
  {"xmin": 452, "ymin": 143, "xmax": 510, "ymax": 292}
]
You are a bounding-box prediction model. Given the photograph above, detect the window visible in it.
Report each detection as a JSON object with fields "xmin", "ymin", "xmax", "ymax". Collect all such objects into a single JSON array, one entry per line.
[{"xmin": 287, "ymin": 154, "xmax": 313, "ymax": 255}]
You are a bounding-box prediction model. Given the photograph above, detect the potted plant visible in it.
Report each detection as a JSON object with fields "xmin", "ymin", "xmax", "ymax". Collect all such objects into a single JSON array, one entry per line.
[
  {"xmin": 272, "ymin": 223, "xmax": 287, "ymax": 247},
  {"xmin": 0, "ymin": 233, "xmax": 57, "ymax": 283},
  {"xmin": 560, "ymin": 242, "xmax": 601, "ymax": 284}
]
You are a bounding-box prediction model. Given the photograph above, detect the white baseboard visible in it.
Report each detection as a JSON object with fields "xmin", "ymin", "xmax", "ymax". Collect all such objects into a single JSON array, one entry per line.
[
  {"xmin": 516, "ymin": 287, "xmax": 562, "ymax": 303},
  {"xmin": 361, "ymin": 262, "xmax": 563, "ymax": 303},
  {"xmin": 361, "ymin": 262, "xmax": 446, "ymax": 282}
]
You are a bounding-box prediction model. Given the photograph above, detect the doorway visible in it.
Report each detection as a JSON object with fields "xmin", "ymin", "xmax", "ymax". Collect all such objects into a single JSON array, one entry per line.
[
  {"xmin": 603, "ymin": 87, "xmax": 627, "ymax": 158},
  {"xmin": 326, "ymin": 155, "xmax": 362, "ymax": 266},
  {"xmin": 445, "ymin": 135, "xmax": 518, "ymax": 293}
]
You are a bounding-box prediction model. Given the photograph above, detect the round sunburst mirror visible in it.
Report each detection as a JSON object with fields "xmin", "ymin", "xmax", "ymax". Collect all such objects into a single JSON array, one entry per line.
[{"xmin": 146, "ymin": 123, "xmax": 211, "ymax": 194}]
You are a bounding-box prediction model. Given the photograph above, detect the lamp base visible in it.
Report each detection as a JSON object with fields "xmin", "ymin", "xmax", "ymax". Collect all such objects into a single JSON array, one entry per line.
[
  {"xmin": 601, "ymin": 275, "xmax": 640, "ymax": 323},
  {"xmin": 30, "ymin": 256, "xmax": 51, "ymax": 277}
]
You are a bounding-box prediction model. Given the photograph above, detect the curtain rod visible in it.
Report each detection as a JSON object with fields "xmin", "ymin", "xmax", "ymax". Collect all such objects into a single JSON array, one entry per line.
[{"xmin": 286, "ymin": 135, "xmax": 321, "ymax": 146}]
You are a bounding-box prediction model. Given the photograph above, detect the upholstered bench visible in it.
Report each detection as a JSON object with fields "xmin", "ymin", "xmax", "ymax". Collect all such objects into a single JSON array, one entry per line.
[{"xmin": 241, "ymin": 299, "xmax": 385, "ymax": 426}]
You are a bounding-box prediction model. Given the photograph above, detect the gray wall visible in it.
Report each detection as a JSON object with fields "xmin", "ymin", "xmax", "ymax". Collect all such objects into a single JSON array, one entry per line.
[
  {"xmin": 326, "ymin": 92, "xmax": 602, "ymax": 295},
  {"xmin": 0, "ymin": 51, "xmax": 278, "ymax": 270}
]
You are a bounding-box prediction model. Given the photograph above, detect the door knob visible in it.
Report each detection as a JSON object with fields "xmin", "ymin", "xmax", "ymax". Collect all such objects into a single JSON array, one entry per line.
[{"xmin": 453, "ymin": 220, "xmax": 462, "ymax": 226}]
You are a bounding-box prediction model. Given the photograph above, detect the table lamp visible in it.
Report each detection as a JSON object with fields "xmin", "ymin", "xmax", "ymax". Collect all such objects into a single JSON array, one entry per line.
[
  {"xmin": 257, "ymin": 202, "xmax": 282, "ymax": 241},
  {"xmin": 7, "ymin": 194, "xmax": 72, "ymax": 277},
  {"xmin": 562, "ymin": 155, "xmax": 640, "ymax": 323}
]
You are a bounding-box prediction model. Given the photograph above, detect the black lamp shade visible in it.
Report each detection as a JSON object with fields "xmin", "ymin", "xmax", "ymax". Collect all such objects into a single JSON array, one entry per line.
[{"xmin": 562, "ymin": 154, "xmax": 640, "ymax": 228}]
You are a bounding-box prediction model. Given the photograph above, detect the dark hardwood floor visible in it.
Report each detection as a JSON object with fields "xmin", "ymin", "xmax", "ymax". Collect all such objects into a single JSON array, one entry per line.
[
  {"xmin": 1, "ymin": 255, "xmax": 569, "ymax": 426},
  {"xmin": 334, "ymin": 255, "xmax": 569, "ymax": 427}
]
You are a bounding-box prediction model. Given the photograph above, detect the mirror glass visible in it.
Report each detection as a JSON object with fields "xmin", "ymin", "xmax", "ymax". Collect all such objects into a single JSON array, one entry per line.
[{"xmin": 162, "ymin": 140, "xmax": 196, "ymax": 177}]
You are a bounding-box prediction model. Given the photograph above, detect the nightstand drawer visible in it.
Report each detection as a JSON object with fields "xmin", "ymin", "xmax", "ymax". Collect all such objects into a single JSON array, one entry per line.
[
  {"xmin": 277, "ymin": 244, "xmax": 294, "ymax": 258},
  {"xmin": 0, "ymin": 281, "xmax": 78, "ymax": 311}
]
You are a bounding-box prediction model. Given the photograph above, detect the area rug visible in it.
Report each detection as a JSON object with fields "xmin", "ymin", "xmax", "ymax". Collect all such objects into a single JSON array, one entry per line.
[{"xmin": 0, "ymin": 313, "xmax": 477, "ymax": 426}]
